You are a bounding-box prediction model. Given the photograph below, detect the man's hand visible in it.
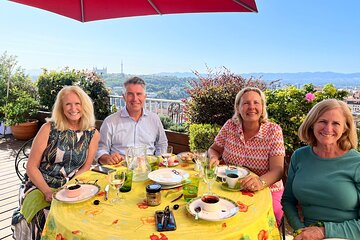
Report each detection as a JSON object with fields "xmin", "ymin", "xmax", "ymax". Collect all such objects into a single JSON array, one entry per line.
[{"xmin": 99, "ymin": 153, "xmax": 124, "ymax": 165}]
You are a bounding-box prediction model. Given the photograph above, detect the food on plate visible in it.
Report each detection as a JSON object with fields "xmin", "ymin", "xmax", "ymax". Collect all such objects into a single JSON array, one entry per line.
[
  {"xmin": 168, "ymin": 155, "xmax": 177, "ymax": 165},
  {"xmin": 180, "ymin": 152, "xmax": 194, "ymax": 162}
]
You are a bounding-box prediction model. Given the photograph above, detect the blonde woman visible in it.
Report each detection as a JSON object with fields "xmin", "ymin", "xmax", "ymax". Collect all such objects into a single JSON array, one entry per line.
[
  {"xmin": 209, "ymin": 87, "xmax": 285, "ymax": 224},
  {"xmin": 12, "ymin": 85, "xmax": 99, "ymax": 239}
]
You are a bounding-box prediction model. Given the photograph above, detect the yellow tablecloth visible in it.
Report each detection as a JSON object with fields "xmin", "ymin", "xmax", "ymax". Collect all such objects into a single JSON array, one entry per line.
[{"xmin": 41, "ymin": 163, "xmax": 280, "ymax": 240}]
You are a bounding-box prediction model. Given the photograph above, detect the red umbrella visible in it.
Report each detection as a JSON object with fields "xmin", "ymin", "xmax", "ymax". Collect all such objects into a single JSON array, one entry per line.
[{"xmin": 10, "ymin": 0, "xmax": 258, "ymax": 22}]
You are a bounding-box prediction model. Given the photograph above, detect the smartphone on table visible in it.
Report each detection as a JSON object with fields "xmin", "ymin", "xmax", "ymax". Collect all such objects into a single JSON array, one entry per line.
[
  {"xmin": 155, "ymin": 207, "xmax": 177, "ymax": 232},
  {"xmin": 91, "ymin": 165, "xmax": 115, "ymax": 174}
]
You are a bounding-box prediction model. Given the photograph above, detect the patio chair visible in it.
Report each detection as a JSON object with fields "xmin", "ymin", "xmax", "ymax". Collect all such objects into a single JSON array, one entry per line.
[
  {"xmin": 14, "ymin": 138, "xmax": 33, "ymax": 205},
  {"xmin": 279, "ymin": 216, "xmax": 286, "ymax": 240}
]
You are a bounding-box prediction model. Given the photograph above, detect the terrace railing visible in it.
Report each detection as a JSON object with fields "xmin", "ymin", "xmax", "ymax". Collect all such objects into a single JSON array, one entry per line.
[{"xmin": 109, "ymin": 95, "xmax": 186, "ymax": 124}]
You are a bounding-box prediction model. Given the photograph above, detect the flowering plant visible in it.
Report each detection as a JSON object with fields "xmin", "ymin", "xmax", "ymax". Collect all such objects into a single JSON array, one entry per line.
[{"xmin": 265, "ymin": 83, "xmax": 348, "ymax": 154}]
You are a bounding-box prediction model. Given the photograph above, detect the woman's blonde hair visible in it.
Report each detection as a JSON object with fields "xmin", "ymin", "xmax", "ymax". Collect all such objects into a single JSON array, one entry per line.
[
  {"xmin": 298, "ymin": 99, "xmax": 357, "ymax": 150},
  {"xmin": 232, "ymin": 87, "xmax": 268, "ymax": 125},
  {"xmin": 49, "ymin": 86, "xmax": 95, "ymax": 131}
]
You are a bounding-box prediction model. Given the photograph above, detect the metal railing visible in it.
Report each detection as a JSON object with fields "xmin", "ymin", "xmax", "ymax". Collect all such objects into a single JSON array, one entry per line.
[{"xmin": 109, "ymin": 95, "xmax": 186, "ymax": 124}]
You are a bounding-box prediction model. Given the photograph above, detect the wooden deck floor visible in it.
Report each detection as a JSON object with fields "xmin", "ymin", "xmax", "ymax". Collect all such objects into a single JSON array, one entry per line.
[{"xmin": 0, "ymin": 136, "xmax": 26, "ymax": 240}]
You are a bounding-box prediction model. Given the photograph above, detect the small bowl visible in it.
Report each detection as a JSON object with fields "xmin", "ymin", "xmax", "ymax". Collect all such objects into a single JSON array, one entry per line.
[
  {"xmin": 201, "ymin": 195, "xmax": 220, "ymax": 212},
  {"xmin": 64, "ymin": 184, "xmax": 81, "ymax": 198}
]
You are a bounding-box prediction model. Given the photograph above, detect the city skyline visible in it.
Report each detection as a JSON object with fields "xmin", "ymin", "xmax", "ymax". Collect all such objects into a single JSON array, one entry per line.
[{"xmin": 1, "ymin": 0, "xmax": 359, "ymax": 74}]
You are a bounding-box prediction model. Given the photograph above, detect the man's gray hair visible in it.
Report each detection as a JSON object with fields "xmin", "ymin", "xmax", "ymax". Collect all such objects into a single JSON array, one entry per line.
[{"xmin": 123, "ymin": 76, "xmax": 146, "ymax": 94}]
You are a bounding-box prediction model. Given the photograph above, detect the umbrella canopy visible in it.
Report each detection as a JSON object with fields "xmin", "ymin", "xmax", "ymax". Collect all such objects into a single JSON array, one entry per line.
[{"xmin": 10, "ymin": 0, "xmax": 258, "ymax": 22}]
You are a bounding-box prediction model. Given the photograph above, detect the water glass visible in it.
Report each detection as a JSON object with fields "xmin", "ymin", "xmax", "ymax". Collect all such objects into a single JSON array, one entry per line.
[
  {"xmin": 183, "ymin": 174, "xmax": 200, "ymax": 202},
  {"xmin": 120, "ymin": 168, "xmax": 133, "ymax": 192}
]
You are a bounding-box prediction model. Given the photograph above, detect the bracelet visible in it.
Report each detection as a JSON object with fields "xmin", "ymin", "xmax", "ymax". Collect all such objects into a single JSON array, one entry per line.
[{"xmin": 259, "ymin": 177, "xmax": 267, "ymax": 188}]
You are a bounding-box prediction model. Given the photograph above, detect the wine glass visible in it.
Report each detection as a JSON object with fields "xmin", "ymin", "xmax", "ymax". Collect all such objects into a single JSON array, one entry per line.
[
  {"xmin": 161, "ymin": 146, "xmax": 173, "ymax": 168},
  {"xmin": 108, "ymin": 170, "xmax": 126, "ymax": 204},
  {"xmin": 193, "ymin": 150, "xmax": 207, "ymax": 177},
  {"xmin": 203, "ymin": 164, "xmax": 218, "ymax": 195}
]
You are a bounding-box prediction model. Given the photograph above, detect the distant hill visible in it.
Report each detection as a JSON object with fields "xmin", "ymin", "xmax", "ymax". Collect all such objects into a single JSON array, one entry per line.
[
  {"xmin": 26, "ymin": 69, "xmax": 360, "ymax": 88},
  {"xmin": 157, "ymin": 71, "xmax": 360, "ymax": 88}
]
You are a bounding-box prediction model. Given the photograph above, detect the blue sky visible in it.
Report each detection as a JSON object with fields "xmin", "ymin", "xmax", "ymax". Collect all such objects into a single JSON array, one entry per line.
[{"xmin": 1, "ymin": 0, "xmax": 359, "ymax": 74}]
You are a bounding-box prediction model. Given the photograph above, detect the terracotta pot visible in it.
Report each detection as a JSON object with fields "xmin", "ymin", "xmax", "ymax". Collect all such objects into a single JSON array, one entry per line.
[{"xmin": 11, "ymin": 120, "xmax": 39, "ymax": 141}]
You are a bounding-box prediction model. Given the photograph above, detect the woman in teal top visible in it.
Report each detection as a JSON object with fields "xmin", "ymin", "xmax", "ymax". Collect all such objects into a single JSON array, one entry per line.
[
  {"xmin": 12, "ymin": 86, "xmax": 99, "ymax": 240},
  {"xmin": 282, "ymin": 99, "xmax": 360, "ymax": 240}
]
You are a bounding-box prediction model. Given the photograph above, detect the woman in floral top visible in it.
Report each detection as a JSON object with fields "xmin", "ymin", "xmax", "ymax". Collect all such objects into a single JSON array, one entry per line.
[
  {"xmin": 12, "ymin": 86, "xmax": 99, "ymax": 240},
  {"xmin": 209, "ymin": 87, "xmax": 285, "ymax": 224}
]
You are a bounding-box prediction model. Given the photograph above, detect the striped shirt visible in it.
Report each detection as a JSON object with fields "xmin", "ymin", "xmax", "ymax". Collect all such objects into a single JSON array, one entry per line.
[{"xmin": 215, "ymin": 119, "xmax": 285, "ymax": 192}]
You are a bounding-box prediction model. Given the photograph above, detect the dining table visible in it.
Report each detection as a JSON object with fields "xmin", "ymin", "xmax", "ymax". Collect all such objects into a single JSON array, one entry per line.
[{"xmin": 41, "ymin": 161, "xmax": 281, "ymax": 240}]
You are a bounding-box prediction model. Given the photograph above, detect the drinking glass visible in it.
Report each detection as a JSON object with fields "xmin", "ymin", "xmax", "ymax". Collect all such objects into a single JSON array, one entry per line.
[
  {"xmin": 161, "ymin": 146, "xmax": 173, "ymax": 168},
  {"xmin": 193, "ymin": 150, "xmax": 207, "ymax": 177},
  {"xmin": 108, "ymin": 170, "xmax": 126, "ymax": 204},
  {"xmin": 203, "ymin": 164, "xmax": 217, "ymax": 195}
]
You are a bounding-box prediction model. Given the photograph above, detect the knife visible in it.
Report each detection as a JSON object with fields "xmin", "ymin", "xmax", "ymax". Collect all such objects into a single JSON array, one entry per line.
[{"xmin": 104, "ymin": 185, "xmax": 110, "ymax": 201}]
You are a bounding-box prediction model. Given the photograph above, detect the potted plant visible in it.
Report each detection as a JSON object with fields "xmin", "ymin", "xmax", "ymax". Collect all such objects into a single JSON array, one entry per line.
[
  {"xmin": 1, "ymin": 87, "xmax": 39, "ymax": 140},
  {"xmin": 0, "ymin": 52, "xmax": 39, "ymax": 140}
]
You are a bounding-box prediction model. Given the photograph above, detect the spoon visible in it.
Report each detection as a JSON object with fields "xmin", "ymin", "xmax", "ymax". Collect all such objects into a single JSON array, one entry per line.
[{"xmin": 194, "ymin": 206, "xmax": 201, "ymax": 220}]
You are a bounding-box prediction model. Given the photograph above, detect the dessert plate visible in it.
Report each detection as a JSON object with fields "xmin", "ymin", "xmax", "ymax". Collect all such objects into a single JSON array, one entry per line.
[
  {"xmin": 54, "ymin": 183, "xmax": 100, "ymax": 203},
  {"xmin": 148, "ymin": 168, "xmax": 189, "ymax": 185},
  {"xmin": 186, "ymin": 196, "xmax": 239, "ymax": 221}
]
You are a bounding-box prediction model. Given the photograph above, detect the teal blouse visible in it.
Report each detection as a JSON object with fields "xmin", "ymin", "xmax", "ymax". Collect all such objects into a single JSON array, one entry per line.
[{"xmin": 282, "ymin": 146, "xmax": 360, "ymax": 239}]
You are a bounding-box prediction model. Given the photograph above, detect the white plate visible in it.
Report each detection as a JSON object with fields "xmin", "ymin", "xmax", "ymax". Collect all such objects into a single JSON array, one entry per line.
[
  {"xmin": 54, "ymin": 184, "xmax": 100, "ymax": 203},
  {"xmin": 186, "ymin": 196, "xmax": 239, "ymax": 221},
  {"xmin": 217, "ymin": 166, "xmax": 249, "ymax": 179},
  {"xmin": 148, "ymin": 168, "xmax": 189, "ymax": 185}
]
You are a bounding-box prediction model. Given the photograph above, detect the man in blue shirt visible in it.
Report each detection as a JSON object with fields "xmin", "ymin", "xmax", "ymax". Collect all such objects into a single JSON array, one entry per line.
[{"xmin": 96, "ymin": 77, "xmax": 168, "ymax": 165}]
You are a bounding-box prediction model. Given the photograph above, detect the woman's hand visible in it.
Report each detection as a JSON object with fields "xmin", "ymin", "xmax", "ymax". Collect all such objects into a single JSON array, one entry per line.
[
  {"xmin": 240, "ymin": 175, "xmax": 264, "ymax": 192},
  {"xmin": 43, "ymin": 189, "xmax": 54, "ymax": 202},
  {"xmin": 209, "ymin": 156, "xmax": 220, "ymax": 167},
  {"xmin": 294, "ymin": 226, "xmax": 325, "ymax": 240}
]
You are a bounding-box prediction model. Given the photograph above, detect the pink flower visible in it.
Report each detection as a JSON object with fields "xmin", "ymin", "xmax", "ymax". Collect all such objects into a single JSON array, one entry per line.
[{"xmin": 305, "ymin": 92, "xmax": 315, "ymax": 102}]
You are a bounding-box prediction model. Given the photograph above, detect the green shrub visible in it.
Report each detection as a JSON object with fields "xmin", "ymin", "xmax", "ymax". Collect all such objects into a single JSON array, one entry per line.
[
  {"xmin": 189, "ymin": 123, "xmax": 221, "ymax": 151},
  {"xmin": 37, "ymin": 68, "xmax": 111, "ymax": 120},
  {"xmin": 159, "ymin": 114, "xmax": 174, "ymax": 129},
  {"xmin": 169, "ymin": 124, "xmax": 187, "ymax": 133},
  {"xmin": 266, "ymin": 83, "xmax": 348, "ymax": 153}
]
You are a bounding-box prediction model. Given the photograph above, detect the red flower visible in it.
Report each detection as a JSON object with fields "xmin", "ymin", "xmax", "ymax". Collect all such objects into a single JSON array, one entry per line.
[
  {"xmin": 137, "ymin": 199, "xmax": 149, "ymax": 209},
  {"xmin": 257, "ymin": 230, "xmax": 269, "ymax": 240},
  {"xmin": 241, "ymin": 191, "xmax": 254, "ymax": 197},
  {"xmin": 149, "ymin": 233, "xmax": 168, "ymax": 240},
  {"xmin": 71, "ymin": 230, "xmax": 80, "ymax": 235},
  {"xmin": 236, "ymin": 201, "xmax": 249, "ymax": 212},
  {"xmin": 97, "ymin": 191, "xmax": 105, "ymax": 197},
  {"xmin": 56, "ymin": 234, "xmax": 66, "ymax": 240}
]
